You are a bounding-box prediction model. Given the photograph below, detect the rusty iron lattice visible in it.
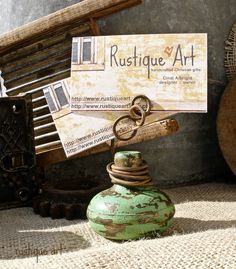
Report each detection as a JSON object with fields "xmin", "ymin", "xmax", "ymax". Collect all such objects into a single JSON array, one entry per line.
[
  {"xmin": 225, "ymin": 20, "xmax": 236, "ymax": 80},
  {"xmin": 0, "ymin": 96, "xmax": 38, "ymax": 209}
]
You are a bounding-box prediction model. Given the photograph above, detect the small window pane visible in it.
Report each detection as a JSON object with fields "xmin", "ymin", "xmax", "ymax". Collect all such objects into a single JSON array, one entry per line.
[
  {"xmin": 83, "ymin": 41, "xmax": 91, "ymax": 61},
  {"xmin": 45, "ymin": 91, "xmax": 57, "ymax": 112},
  {"xmin": 72, "ymin": 42, "xmax": 78, "ymax": 63},
  {"xmin": 55, "ymin": 86, "xmax": 68, "ymax": 107}
]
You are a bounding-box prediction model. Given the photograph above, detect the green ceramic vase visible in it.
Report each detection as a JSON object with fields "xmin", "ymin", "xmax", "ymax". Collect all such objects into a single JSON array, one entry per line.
[{"xmin": 87, "ymin": 151, "xmax": 175, "ymax": 240}]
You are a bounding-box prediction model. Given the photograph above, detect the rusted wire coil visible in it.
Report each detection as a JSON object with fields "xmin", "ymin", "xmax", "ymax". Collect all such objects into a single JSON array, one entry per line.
[
  {"xmin": 113, "ymin": 95, "xmax": 152, "ymax": 141},
  {"xmin": 106, "ymin": 161, "xmax": 153, "ymax": 187}
]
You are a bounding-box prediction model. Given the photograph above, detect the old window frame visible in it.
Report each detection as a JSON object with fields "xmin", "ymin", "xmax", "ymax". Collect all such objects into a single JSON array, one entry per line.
[
  {"xmin": 72, "ymin": 37, "xmax": 97, "ymax": 65},
  {"xmin": 44, "ymin": 81, "xmax": 70, "ymax": 113}
]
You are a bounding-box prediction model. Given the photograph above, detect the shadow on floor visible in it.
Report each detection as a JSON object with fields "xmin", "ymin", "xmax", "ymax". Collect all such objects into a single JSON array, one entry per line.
[
  {"xmin": 164, "ymin": 183, "xmax": 236, "ymax": 203},
  {"xmin": 172, "ymin": 217, "xmax": 236, "ymax": 234},
  {"xmin": 1, "ymin": 207, "xmax": 87, "ymax": 230},
  {"xmin": 0, "ymin": 230, "xmax": 90, "ymax": 260}
]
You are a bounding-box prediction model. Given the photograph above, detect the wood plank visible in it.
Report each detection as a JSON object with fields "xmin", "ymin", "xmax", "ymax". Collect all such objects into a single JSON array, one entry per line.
[
  {"xmin": 0, "ymin": 23, "xmax": 90, "ymax": 64},
  {"xmin": 31, "ymin": 90, "xmax": 45, "ymax": 100},
  {"xmin": 35, "ymin": 131, "xmax": 58, "ymax": 141},
  {"xmin": 2, "ymin": 44, "xmax": 72, "ymax": 78},
  {"xmin": 0, "ymin": 23, "xmax": 89, "ymax": 64},
  {"xmin": 34, "ymin": 122, "xmax": 56, "ymax": 135},
  {"xmin": 15, "ymin": 86, "xmax": 45, "ymax": 96},
  {"xmin": 6, "ymin": 69, "xmax": 70, "ymax": 95},
  {"xmin": 5, "ymin": 60, "xmax": 71, "ymax": 89},
  {"xmin": 32, "ymin": 95, "xmax": 45, "ymax": 103},
  {"xmin": 5, "ymin": 59, "xmax": 71, "ymax": 89},
  {"xmin": 92, "ymin": 0, "xmax": 142, "ymax": 19},
  {"xmin": 36, "ymin": 118, "xmax": 178, "ymax": 166},
  {"xmin": 36, "ymin": 140, "xmax": 62, "ymax": 154},
  {"xmin": 35, "ymin": 131, "xmax": 60, "ymax": 146},
  {"xmin": 33, "ymin": 109, "xmax": 50, "ymax": 119},
  {"xmin": 89, "ymin": 18, "xmax": 101, "ymax": 36},
  {"xmin": 0, "ymin": 0, "xmax": 142, "ymax": 53},
  {"xmin": 33, "ymin": 104, "xmax": 49, "ymax": 113},
  {"xmin": 33, "ymin": 114, "xmax": 54, "ymax": 128},
  {"xmin": 32, "ymin": 98, "xmax": 47, "ymax": 109},
  {"xmin": 34, "ymin": 113, "xmax": 52, "ymax": 122}
]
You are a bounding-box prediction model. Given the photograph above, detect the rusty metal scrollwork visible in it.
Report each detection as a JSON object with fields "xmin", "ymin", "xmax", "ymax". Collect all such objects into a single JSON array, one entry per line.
[{"xmin": 0, "ymin": 96, "xmax": 38, "ymax": 207}]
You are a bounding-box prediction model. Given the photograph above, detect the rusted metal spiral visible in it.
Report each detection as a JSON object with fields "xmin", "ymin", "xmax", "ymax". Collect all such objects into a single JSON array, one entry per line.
[
  {"xmin": 106, "ymin": 161, "xmax": 153, "ymax": 187},
  {"xmin": 112, "ymin": 95, "xmax": 152, "ymax": 141}
]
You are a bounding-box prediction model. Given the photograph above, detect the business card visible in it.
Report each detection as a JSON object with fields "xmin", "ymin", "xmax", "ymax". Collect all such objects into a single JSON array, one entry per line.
[
  {"xmin": 70, "ymin": 33, "xmax": 207, "ymax": 112},
  {"xmin": 43, "ymin": 79, "xmax": 172, "ymax": 157}
]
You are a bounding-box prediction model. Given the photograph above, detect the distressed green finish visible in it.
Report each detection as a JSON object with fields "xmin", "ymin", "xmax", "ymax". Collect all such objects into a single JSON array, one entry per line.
[
  {"xmin": 87, "ymin": 185, "xmax": 175, "ymax": 240},
  {"xmin": 114, "ymin": 151, "xmax": 143, "ymax": 167},
  {"xmin": 87, "ymin": 151, "xmax": 175, "ymax": 240}
]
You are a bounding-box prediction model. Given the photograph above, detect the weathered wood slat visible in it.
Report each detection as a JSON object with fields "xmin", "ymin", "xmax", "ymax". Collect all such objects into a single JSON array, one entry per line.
[
  {"xmin": 32, "ymin": 95, "xmax": 45, "ymax": 103},
  {"xmin": 3, "ymin": 46, "xmax": 71, "ymax": 79},
  {"xmin": 34, "ymin": 127, "xmax": 57, "ymax": 137},
  {"xmin": 32, "ymin": 98, "xmax": 47, "ymax": 109},
  {"xmin": 35, "ymin": 138, "xmax": 60, "ymax": 147},
  {"xmin": 2, "ymin": 38, "xmax": 72, "ymax": 72},
  {"xmin": 34, "ymin": 121, "xmax": 55, "ymax": 130},
  {"xmin": 92, "ymin": 0, "xmax": 142, "ymax": 19},
  {"xmin": 34, "ymin": 122, "xmax": 56, "ymax": 134},
  {"xmin": 33, "ymin": 104, "xmax": 49, "ymax": 113},
  {"xmin": 0, "ymin": 0, "xmax": 142, "ymax": 53},
  {"xmin": 33, "ymin": 109, "xmax": 50, "ymax": 119},
  {"xmin": 5, "ymin": 60, "xmax": 70, "ymax": 91},
  {"xmin": 6, "ymin": 60, "xmax": 71, "ymax": 89},
  {"xmin": 18, "ymin": 86, "xmax": 45, "ymax": 96},
  {"xmin": 2, "ymin": 26, "xmax": 90, "ymax": 91},
  {"xmin": 32, "ymin": 91, "xmax": 45, "ymax": 100},
  {"xmin": 35, "ymin": 140, "xmax": 62, "ymax": 154},
  {"xmin": 32, "ymin": 95, "xmax": 47, "ymax": 110},
  {"xmin": 2, "ymin": 26, "xmax": 91, "ymax": 77},
  {"xmin": 36, "ymin": 118, "xmax": 178, "ymax": 166},
  {"xmin": 6, "ymin": 69, "xmax": 70, "ymax": 95},
  {"xmin": 35, "ymin": 131, "xmax": 58, "ymax": 141},
  {"xmin": 33, "ymin": 114, "xmax": 54, "ymax": 128},
  {"xmin": 34, "ymin": 113, "xmax": 52, "ymax": 122},
  {"xmin": 0, "ymin": 23, "xmax": 90, "ymax": 63},
  {"xmin": 35, "ymin": 131, "xmax": 60, "ymax": 146}
]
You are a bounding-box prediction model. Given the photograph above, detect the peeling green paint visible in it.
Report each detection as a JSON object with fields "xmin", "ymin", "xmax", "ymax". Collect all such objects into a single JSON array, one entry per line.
[
  {"xmin": 87, "ymin": 184, "xmax": 175, "ymax": 240},
  {"xmin": 87, "ymin": 151, "xmax": 175, "ymax": 240}
]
